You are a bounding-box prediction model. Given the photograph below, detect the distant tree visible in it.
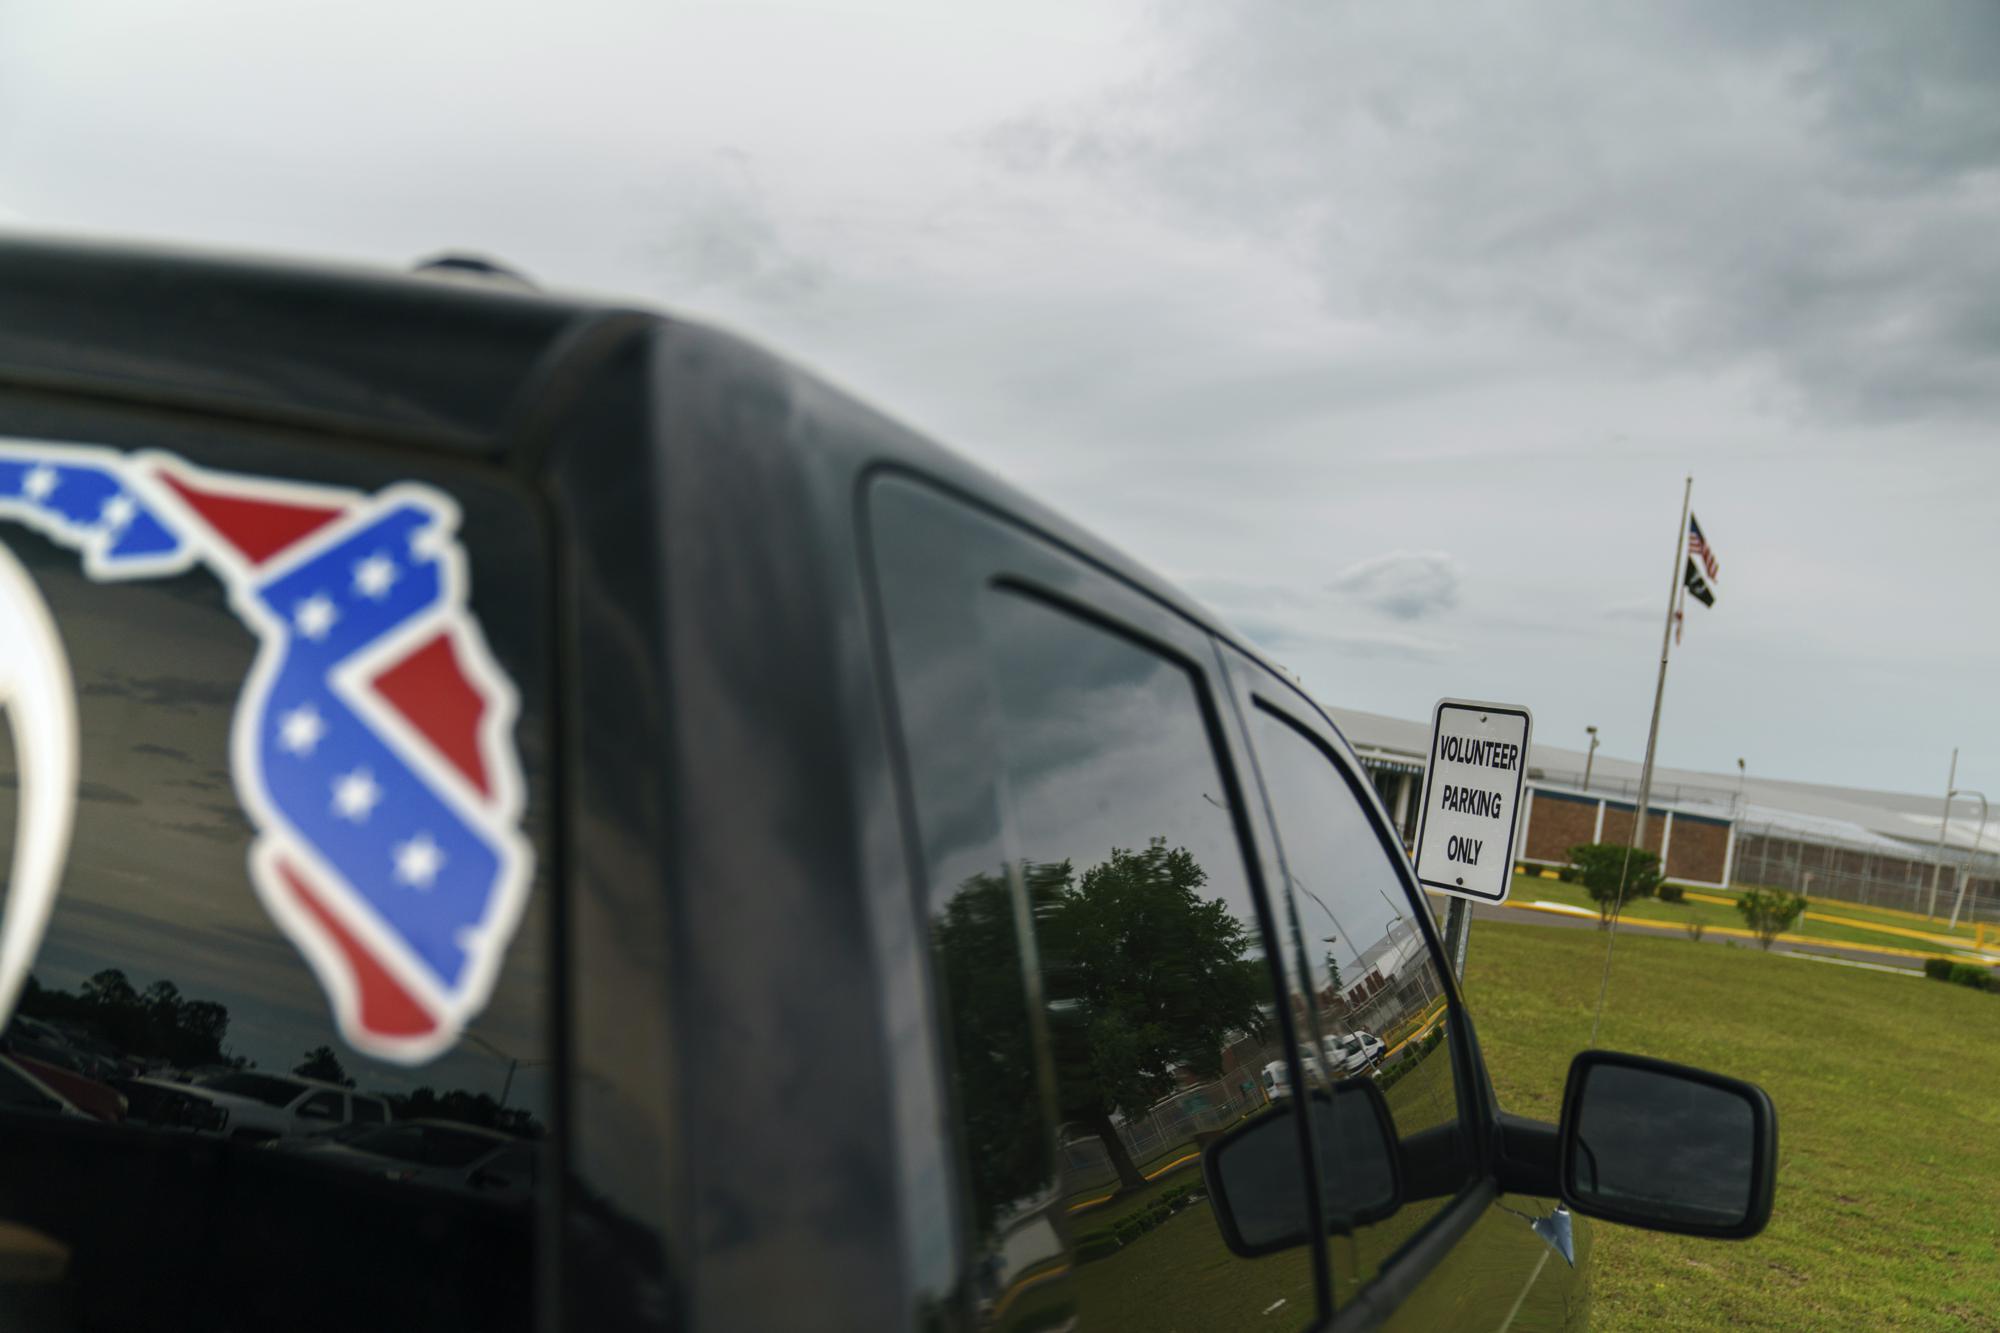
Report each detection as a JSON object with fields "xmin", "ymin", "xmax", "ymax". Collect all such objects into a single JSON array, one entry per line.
[
  {"xmin": 1567, "ymin": 843, "xmax": 1663, "ymax": 928},
  {"xmin": 1325, "ymin": 950, "xmax": 1344, "ymax": 995},
  {"xmin": 383, "ymin": 1086, "xmax": 542, "ymax": 1138},
  {"xmin": 293, "ymin": 1045, "xmax": 357, "ymax": 1087},
  {"xmin": 1736, "ymin": 888, "xmax": 1807, "ymax": 950},
  {"xmin": 81, "ymin": 968, "xmax": 138, "ymax": 1010},
  {"xmin": 20, "ymin": 969, "xmax": 232, "ymax": 1068}
]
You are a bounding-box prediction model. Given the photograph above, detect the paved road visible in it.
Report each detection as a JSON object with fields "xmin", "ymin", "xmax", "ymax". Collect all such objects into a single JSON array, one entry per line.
[{"xmin": 1471, "ymin": 901, "xmax": 1928, "ymax": 973}]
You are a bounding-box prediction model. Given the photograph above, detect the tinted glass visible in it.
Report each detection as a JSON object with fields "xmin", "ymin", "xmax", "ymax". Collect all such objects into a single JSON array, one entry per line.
[
  {"xmin": 297, "ymin": 1090, "xmax": 344, "ymax": 1119},
  {"xmin": 1248, "ymin": 705, "xmax": 1471, "ymax": 1294},
  {"xmin": 352, "ymin": 1097, "xmax": 387, "ymax": 1124},
  {"xmin": 203, "ymin": 1073, "xmax": 309, "ymax": 1107},
  {"xmin": 0, "ymin": 431, "xmax": 551, "ymax": 1332},
  {"xmin": 1571, "ymin": 1063, "xmax": 1756, "ymax": 1227},
  {"xmin": 348, "ymin": 1124, "xmax": 435, "ymax": 1164},
  {"xmin": 981, "ymin": 592, "xmax": 1317, "ymax": 1330}
]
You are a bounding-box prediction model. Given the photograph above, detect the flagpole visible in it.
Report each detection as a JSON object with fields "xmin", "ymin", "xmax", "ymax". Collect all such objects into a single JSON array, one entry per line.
[
  {"xmin": 1631, "ymin": 475, "xmax": 1693, "ymax": 854},
  {"xmin": 1592, "ymin": 474, "xmax": 1693, "ymax": 1045}
]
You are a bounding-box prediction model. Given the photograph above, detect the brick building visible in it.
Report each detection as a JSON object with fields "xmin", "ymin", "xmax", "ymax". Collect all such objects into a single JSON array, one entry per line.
[
  {"xmin": 1518, "ymin": 787, "xmax": 1734, "ymax": 887},
  {"xmin": 1327, "ymin": 705, "xmax": 2000, "ymax": 920}
]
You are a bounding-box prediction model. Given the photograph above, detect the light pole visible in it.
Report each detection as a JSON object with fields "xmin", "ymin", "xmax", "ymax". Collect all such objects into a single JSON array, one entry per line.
[
  {"xmin": 1582, "ymin": 726, "xmax": 1600, "ymax": 791},
  {"xmin": 1737, "ymin": 758, "xmax": 1747, "ymax": 816},
  {"xmin": 1946, "ymin": 789, "xmax": 1990, "ymax": 930},
  {"xmin": 461, "ymin": 1032, "xmax": 550, "ymax": 1110}
]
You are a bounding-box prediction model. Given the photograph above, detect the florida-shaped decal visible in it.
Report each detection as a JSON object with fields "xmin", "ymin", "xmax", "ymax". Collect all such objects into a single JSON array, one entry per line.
[{"xmin": 0, "ymin": 441, "xmax": 531, "ymax": 1064}]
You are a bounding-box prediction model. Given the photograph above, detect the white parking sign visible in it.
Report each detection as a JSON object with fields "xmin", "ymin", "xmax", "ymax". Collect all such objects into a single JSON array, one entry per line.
[{"xmin": 1413, "ymin": 699, "xmax": 1533, "ymax": 904}]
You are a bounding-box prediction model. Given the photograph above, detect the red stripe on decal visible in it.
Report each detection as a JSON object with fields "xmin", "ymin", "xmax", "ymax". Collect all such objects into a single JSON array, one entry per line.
[
  {"xmin": 158, "ymin": 472, "xmax": 344, "ymax": 565},
  {"xmin": 370, "ymin": 632, "xmax": 492, "ymax": 798},
  {"xmin": 276, "ymin": 859, "xmax": 438, "ymax": 1040}
]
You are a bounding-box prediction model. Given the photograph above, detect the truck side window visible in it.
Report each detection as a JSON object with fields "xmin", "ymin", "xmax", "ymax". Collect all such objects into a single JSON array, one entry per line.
[
  {"xmin": 980, "ymin": 591, "xmax": 1318, "ymax": 1330},
  {"xmin": 1248, "ymin": 703, "xmax": 1474, "ymax": 1295}
]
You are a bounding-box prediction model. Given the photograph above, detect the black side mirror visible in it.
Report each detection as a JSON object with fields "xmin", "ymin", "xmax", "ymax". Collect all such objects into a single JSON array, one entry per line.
[
  {"xmin": 1559, "ymin": 1050, "xmax": 1777, "ymax": 1239},
  {"xmin": 1203, "ymin": 1079, "xmax": 1403, "ymax": 1257}
]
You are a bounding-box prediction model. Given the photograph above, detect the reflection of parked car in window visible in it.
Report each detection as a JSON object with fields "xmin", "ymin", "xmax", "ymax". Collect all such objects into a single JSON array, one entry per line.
[
  {"xmin": 278, "ymin": 1120, "xmax": 536, "ymax": 1201},
  {"xmin": 3, "ymin": 1050, "xmax": 125, "ymax": 1122},
  {"xmin": 0, "ymin": 1054, "xmax": 91, "ymax": 1117},
  {"xmin": 110, "ymin": 1076, "xmax": 230, "ymax": 1132},
  {"xmin": 1323, "ymin": 1030, "xmax": 1387, "ymax": 1076},
  {"xmin": 1260, "ymin": 1051, "xmax": 1328, "ymax": 1100},
  {"xmin": 159, "ymin": 1072, "xmax": 393, "ymax": 1142},
  {"xmin": 2, "ymin": 1015, "xmax": 127, "ymax": 1082}
]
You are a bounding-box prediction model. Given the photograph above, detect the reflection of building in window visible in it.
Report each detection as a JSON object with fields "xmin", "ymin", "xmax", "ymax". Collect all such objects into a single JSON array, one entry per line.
[{"xmin": 1322, "ymin": 918, "xmax": 1434, "ymax": 1034}]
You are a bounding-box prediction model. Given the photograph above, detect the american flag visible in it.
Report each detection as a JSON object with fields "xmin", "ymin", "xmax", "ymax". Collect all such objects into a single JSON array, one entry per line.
[{"xmin": 1688, "ymin": 513, "xmax": 1718, "ymax": 582}]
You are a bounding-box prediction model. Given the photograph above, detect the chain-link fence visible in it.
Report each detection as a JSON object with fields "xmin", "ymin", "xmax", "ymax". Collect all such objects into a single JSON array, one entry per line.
[
  {"xmin": 1058, "ymin": 1068, "xmax": 1269, "ymax": 1197},
  {"xmin": 1731, "ymin": 824, "xmax": 1999, "ymax": 923}
]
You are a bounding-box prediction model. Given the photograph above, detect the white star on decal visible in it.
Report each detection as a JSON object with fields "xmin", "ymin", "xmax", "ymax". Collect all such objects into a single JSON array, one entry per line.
[
  {"xmin": 277, "ymin": 704, "xmax": 327, "ymax": 756},
  {"xmin": 393, "ymin": 834, "xmax": 446, "ymax": 890},
  {"xmin": 100, "ymin": 493, "xmax": 136, "ymax": 531},
  {"xmin": 21, "ymin": 465, "xmax": 57, "ymax": 501},
  {"xmin": 408, "ymin": 525, "xmax": 450, "ymax": 563},
  {"xmin": 331, "ymin": 768, "xmax": 383, "ymax": 822},
  {"xmin": 352, "ymin": 552, "xmax": 398, "ymax": 600},
  {"xmin": 294, "ymin": 594, "xmax": 338, "ymax": 640}
]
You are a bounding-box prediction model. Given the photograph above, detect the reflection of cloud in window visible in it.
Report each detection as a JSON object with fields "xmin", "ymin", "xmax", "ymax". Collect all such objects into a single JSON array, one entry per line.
[{"xmin": 985, "ymin": 597, "xmax": 1255, "ymax": 939}]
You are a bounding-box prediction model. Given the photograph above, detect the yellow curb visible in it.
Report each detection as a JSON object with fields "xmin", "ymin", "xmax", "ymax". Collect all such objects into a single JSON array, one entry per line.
[
  {"xmin": 1686, "ymin": 888, "xmax": 1984, "ymax": 940},
  {"xmin": 991, "ymin": 1263, "xmax": 1071, "ymax": 1319},
  {"xmin": 1065, "ymin": 1148, "xmax": 1208, "ymax": 1214},
  {"xmin": 1681, "ymin": 891, "xmax": 1990, "ymax": 953},
  {"xmin": 1503, "ymin": 900, "xmax": 1989, "ymax": 963}
]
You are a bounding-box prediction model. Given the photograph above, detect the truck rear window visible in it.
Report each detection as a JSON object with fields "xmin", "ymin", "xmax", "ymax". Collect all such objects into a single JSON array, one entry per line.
[{"xmin": 0, "ymin": 430, "xmax": 553, "ymax": 1332}]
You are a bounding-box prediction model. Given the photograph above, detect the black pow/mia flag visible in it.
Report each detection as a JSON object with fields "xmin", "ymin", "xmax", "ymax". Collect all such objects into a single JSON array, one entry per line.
[{"xmin": 1684, "ymin": 556, "xmax": 1715, "ymax": 607}]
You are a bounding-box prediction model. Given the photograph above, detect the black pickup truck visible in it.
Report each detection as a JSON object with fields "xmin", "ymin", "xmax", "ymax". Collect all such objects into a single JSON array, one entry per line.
[{"xmin": 0, "ymin": 241, "xmax": 1773, "ymax": 1331}]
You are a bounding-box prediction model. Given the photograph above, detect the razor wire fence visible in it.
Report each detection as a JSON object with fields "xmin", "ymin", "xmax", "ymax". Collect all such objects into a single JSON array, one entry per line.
[{"xmin": 1730, "ymin": 824, "xmax": 1999, "ymax": 924}]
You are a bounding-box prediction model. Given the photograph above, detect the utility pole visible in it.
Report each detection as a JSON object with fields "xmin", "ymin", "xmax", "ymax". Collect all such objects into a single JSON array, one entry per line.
[
  {"xmin": 1927, "ymin": 748, "xmax": 1959, "ymax": 920},
  {"xmin": 1947, "ymin": 790, "xmax": 1989, "ymax": 930},
  {"xmin": 1736, "ymin": 757, "xmax": 1747, "ymax": 815},
  {"xmin": 1631, "ymin": 476, "xmax": 1693, "ymax": 855},
  {"xmin": 1582, "ymin": 725, "xmax": 1600, "ymax": 791}
]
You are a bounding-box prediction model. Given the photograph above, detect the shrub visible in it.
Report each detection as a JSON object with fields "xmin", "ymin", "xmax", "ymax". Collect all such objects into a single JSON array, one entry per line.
[
  {"xmin": 1736, "ymin": 887, "xmax": 1807, "ymax": 949},
  {"xmin": 1924, "ymin": 957, "xmax": 1956, "ymax": 982},
  {"xmin": 1566, "ymin": 843, "xmax": 1664, "ymax": 927},
  {"xmin": 1074, "ymin": 1231, "xmax": 1121, "ymax": 1264},
  {"xmin": 1557, "ymin": 865, "xmax": 1578, "ymax": 883},
  {"xmin": 1948, "ymin": 963, "xmax": 1995, "ymax": 992},
  {"xmin": 1685, "ymin": 922, "xmax": 1706, "ymax": 943},
  {"xmin": 1656, "ymin": 883, "xmax": 1686, "ymax": 904}
]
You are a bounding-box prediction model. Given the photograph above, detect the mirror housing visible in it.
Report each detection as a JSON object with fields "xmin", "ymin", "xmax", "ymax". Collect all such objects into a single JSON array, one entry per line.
[
  {"xmin": 1559, "ymin": 1050, "xmax": 1777, "ymax": 1239},
  {"xmin": 1203, "ymin": 1078, "xmax": 1402, "ymax": 1257}
]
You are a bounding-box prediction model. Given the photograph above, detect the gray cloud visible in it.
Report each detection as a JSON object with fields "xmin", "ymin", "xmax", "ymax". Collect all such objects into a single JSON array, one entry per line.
[
  {"xmin": 989, "ymin": 0, "xmax": 2000, "ymax": 424},
  {"xmin": 78, "ymin": 780, "xmax": 140, "ymax": 806},
  {"xmin": 1329, "ymin": 551, "xmax": 1461, "ymax": 621},
  {"xmin": 646, "ymin": 153, "xmax": 828, "ymax": 308},
  {"xmin": 82, "ymin": 673, "xmax": 238, "ymax": 713}
]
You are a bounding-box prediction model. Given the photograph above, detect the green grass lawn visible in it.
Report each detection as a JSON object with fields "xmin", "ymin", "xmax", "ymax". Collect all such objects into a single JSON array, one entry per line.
[
  {"xmin": 1499, "ymin": 873, "xmax": 1995, "ymax": 958},
  {"xmin": 1465, "ymin": 920, "xmax": 2000, "ymax": 1330}
]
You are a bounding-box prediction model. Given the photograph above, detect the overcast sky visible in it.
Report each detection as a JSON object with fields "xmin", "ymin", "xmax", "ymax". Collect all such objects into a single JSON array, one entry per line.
[{"xmin": 3, "ymin": 1, "xmax": 1996, "ymax": 797}]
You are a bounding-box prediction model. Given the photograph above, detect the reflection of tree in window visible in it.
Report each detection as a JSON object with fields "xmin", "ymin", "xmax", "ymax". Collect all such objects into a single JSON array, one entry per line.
[
  {"xmin": 932, "ymin": 839, "xmax": 1267, "ymax": 1220},
  {"xmin": 932, "ymin": 868, "xmax": 1052, "ymax": 1241},
  {"xmin": 1032, "ymin": 839, "xmax": 1268, "ymax": 1192}
]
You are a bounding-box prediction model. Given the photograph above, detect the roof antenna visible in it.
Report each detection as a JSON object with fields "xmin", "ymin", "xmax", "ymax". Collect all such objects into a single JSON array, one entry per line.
[{"xmin": 411, "ymin": 253, "xmax": 537, "ymax": 291}]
